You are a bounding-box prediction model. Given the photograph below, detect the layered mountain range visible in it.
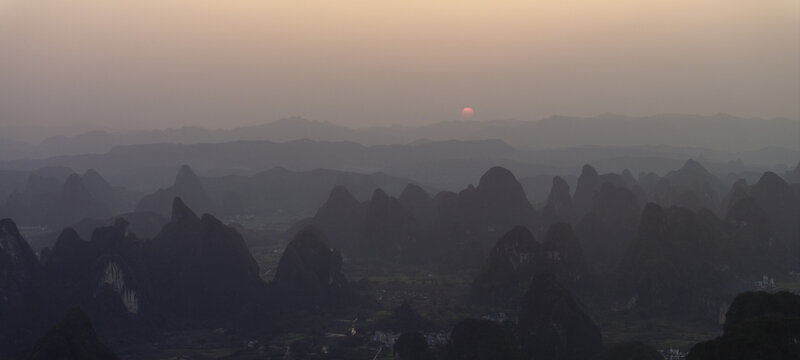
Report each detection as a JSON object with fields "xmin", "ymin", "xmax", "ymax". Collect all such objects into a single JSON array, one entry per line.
[
  {"xmin": 0, "ymin": 157, "xmax": 797, "ymax": 359},
  {"xmin": 0, "ymin": 198, "xmax": 357, "ymax": 357}
]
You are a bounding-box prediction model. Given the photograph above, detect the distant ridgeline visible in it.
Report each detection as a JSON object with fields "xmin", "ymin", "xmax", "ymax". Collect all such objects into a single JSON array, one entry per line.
[
  {"xmin": 294, "ymin": 160, "xmax": 799, "ymax": 279},
  {"xmin": 0, "ymin": 164, "xmax": 423, "ymax": 234},
  {"xmin": 1, "ymin": 159, "xmax": 799, "ymax": 359}
]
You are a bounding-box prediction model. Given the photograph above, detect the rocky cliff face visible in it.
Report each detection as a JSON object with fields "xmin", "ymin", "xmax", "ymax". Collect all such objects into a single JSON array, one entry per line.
[{"xmin": 43, "ymin": 219, "xmax": 146, "ymax": 338}]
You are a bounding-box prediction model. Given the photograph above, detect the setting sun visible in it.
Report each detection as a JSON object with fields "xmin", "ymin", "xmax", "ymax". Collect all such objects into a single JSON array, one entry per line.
[{"xmin": 461, "ymin": 107, "xmax": 474, "ymax": 119}]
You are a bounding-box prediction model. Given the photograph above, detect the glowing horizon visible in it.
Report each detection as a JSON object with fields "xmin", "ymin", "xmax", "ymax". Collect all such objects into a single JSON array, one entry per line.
[{"xmin": 1, "ymin": 0, "xmax": 798, "ymax": 129}]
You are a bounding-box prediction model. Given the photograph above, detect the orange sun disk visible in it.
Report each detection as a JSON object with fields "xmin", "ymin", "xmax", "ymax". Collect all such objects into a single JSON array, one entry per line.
[{"xmin": 461, "ymin": 107, "xmax": 474, "ymax": 119}]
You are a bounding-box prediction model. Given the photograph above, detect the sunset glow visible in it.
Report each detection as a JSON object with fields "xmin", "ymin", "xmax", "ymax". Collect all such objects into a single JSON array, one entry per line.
[
  {"xmin": 461, "ymin": 107, "xmax": 475, "ymax": 119},
  {"xmin": 0, "ymin": 0, "xmax": 797, "ymax": 128}
]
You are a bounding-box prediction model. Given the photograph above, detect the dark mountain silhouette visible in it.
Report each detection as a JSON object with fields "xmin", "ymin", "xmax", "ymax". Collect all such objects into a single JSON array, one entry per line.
[
  {"xmin": 1, "ymin": 175, "xmax": 60, "ymax": 225},
  {"xmin": 687, "ymin": 291, "xmax": 800, "ymax": 360},
  {"xmin": 575, "ymin": 182, "xmax": 642, "ymax": 275},
  {"xmin": 720, "ymin": 178, "xmax": 750, "ymax": 213},
  {"xmin": 592, "ymin": 342, "xmax": 663, "ymax": 360},
  {"xmin": 470, "ymin": 226, "xmax": 539, "ymax": 306},
  {"xmin": 297, "ymin": 166, "xmax": 540, "ymax": 266},
  {"xmin": 573, "ymin": 165, "xmax": 602, "ymax": 220},
  {"xmin": 542, "ymin": 176, "xmax": 576, "ymax": 227},
  {"xmin": 749, "ymin": 171, "xmax": 800, "ymax": 253},
  {"xmin": 0, "ymin": 169, "xmax": 131, "ymax": 229},
  {"xmin": 0, "ymin": 167, "xmax": 91, "ymax": 202},
  {"xmin": 653, "ymin": 159, "xmax": 724, "ymax": 213},
  {"xmin": 43, "ymin": 220, "xmax": 147, "ymax": 338},
  {"xmin": 432, "ymin": 166, "xmax": 540, "ymax": 265},
  {"xmin": 3, "ymin": 199, "xmax": 373, "ymax": 354},
  {"xmin": 572, "ymin": 164, "xmax": 641, "ymax": 220},
  {"xmin": 722, "ymin": 197, "xmax": 797, "ymax": 277},
  {"xmin": 538, "ymin": 223, "xmax": 590, "ymax": 288},
  {"xmin": 294, "ymin": 185, "xmax": 419, "ymax": 260},
  {"xmin": 56, "ymin": 174, "xmax": 109, "ymax": 227},
  {"xmin": 292, "ymin": 185, "xmax": 421, "ymax": 262},
  {"xmin": 398, "ymin": 184, "xmax": 436, "ymax": 227},
  {"xmin": 0, "ymin": 218, "xmax": 41, "ymax": 291},
  {"xmin": 719, "ymin": 171, "xmax": 800, "ymax": 273},
  {"xmin": 518, "ymin": 174, "xmax": 578, "ymax": 205},
  {"xmin": 446, "ymin": 318, "xmax": 518, "ymax": 360},
  {"xmin": 360, "ymin": 189, "xmax": 420, "ymax": 260},
  {"xmin": 375, "ymin": 301, "xmax": 436, "ymax": 334},
  {"xmin": 30, "ymin": 211, "xmax": 167, "ymax": 252},
  {"xmin": 617, "ymin": 204, "xmax": 733, "ymax": 319},
  {"xmin": 0, "ymin": 170, "xmax": 36, "ymax": 203},
  {"xmin": 138, "ymin": 165, "xmax": 424, "ymax": 219},
  {"xmin": 471, "ymin": 224, "xmax": 589, "ymax": 307},
  {"xmin": 0, "ymin": 218, "xmax": 43, "ymax": 343},
  {"xmin": 394, "ymin": 331, "xmax": 434, "ymax": 360},
  {"xmin": 136, "ymin": 165, "xmax": 214, "ymax": 217},
  {"xmin": 146, "ymin": 197, "xmax": 263, "ymax": 320},
  {"xmin": 300, "ymin": 186, "xmax": 364, "ymax": 251},
  {"xmin": 475, "ymin": 166, "xmax": 538, "ymax": 232},
  {"xmin": 723, "ymin": 291, "xmax": 800, "ymax": 329},
  {"xmin": 27, "ymin": 308, "xmax": 119, "ymax": 360},
  {"xmin": 272, "ymin": 227, "xmax": 351, "ymax": 309},
  {"xmin": 81, "ymin": 169, "xmax": 127, "ymax": 215},
  {"xmin": 517, "ymin": 273, "xmax": 602, "ymax": 360},
  {"xmin": 217, "ymin": 166, "xmax": 424, "ymax": 217}
]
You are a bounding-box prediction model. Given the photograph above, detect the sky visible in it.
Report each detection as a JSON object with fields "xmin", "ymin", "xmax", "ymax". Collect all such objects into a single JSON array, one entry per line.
[{"xmin": 0, "ymin": 0, "xmax": 798, "ymax": 130}]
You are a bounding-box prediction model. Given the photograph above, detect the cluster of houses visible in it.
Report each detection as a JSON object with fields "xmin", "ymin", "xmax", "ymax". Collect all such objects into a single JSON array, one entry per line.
[
  {"xmin": 370, "ymin": 330, "xmax": 449, "ymax": 348},
  {"xmin": 480, "ymin": 312, "xmax": 509, "ymax": 323},
  {"xmin": 370, "ymin": 331, "xmax": 401, "ymax": 348},
  {"xmin": 658, "ymin": 347, "xmax": 687, "ymax": 360},
  {"xmin": 754, "ymin": 275, "xmax": 776, "ymax": 290}
]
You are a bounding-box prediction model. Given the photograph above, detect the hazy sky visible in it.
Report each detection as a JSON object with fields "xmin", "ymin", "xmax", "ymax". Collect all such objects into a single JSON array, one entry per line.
[{"xmin": 1, "ymin": 0, "xmax": 798, "ymax": 129}]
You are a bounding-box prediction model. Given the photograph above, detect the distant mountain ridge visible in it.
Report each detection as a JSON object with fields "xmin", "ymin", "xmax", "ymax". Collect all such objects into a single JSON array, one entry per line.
[
  {"xmin": 2, "ymin": 114, "xmax": 798, "ymax": 161},
  {"xmin": 2, "ymin": 137, "xmax": 795, "ymax": 194}
]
